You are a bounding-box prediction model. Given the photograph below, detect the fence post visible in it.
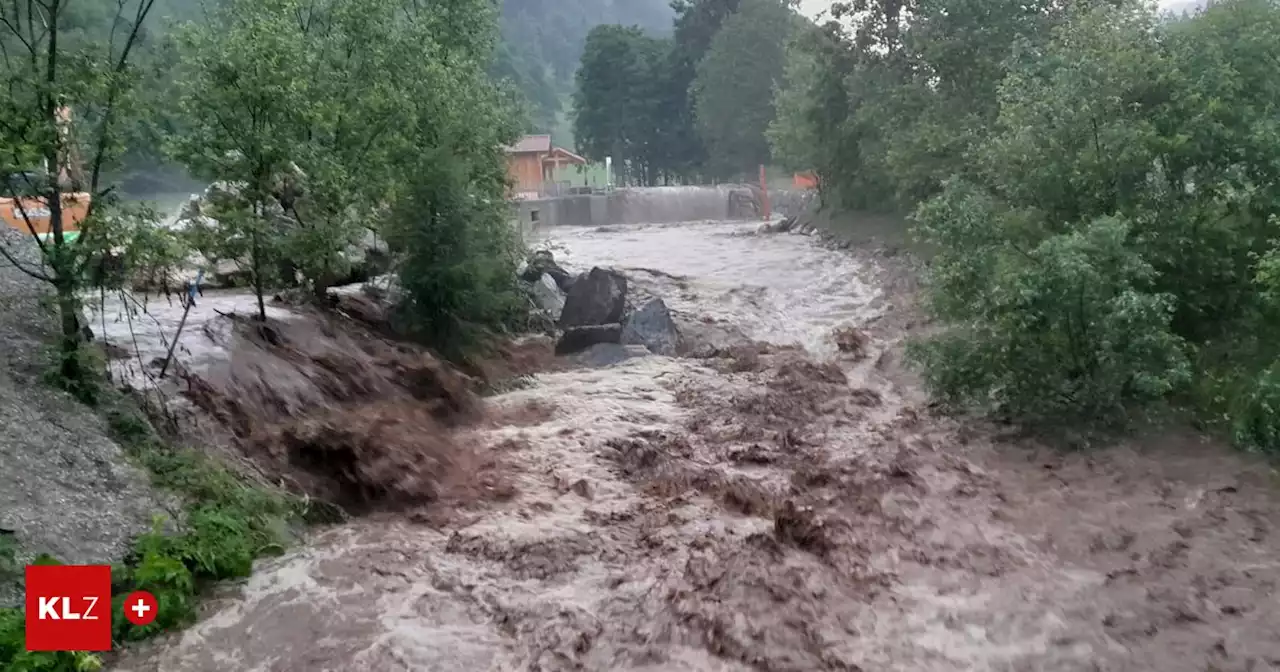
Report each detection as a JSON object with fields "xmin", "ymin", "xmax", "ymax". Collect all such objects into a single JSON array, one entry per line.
[
  {"xmin": 158, "ymin": 268, "xmax": 204, "ymax": 380},
  {"xmin": 759, "ymin": 164, "xmax": 771, "ymax": 220}
]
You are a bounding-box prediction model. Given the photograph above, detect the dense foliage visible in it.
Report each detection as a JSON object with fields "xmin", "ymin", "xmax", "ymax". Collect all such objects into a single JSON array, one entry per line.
[
  {"xmin": 772, "ymin": 0, "xmax": 1280, "ymax": 444},
  {"xmin": 692, "ymin": 0, "xmax": 797, "ymax": 178},
  {"xmin": 168, "ymin": 0, "xmax": 523, "ymax": 336},
  {"xmin": 573, "ymin": 26, "xmax": 672, "ymax": 185}
]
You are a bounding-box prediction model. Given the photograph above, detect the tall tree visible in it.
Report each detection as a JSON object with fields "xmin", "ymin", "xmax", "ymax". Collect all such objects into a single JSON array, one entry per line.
[
  {"xmin": 495, "ymin": 0, "xmax": 674, "ymax": 146},
  {"xmin": 692, "ymin": 0, "xmax": 795, "ymax": 179},
  {"xmin": 384, "ymin": 0, "xmax": 527, "ymax": 356},
  {"xmin": 0, "ymin": 0, "xmax": 160, "ymax": 396},
  {"xmin": 665, "ymin": 0, "xmax": 743, "ymax": 179},
  {"xmin": 169, "ymin": 0, "xmax": 314, "ymax": 320},
  {"xmin": 572, "ymin": 25, "xmax": 669, "ymax": 185}
]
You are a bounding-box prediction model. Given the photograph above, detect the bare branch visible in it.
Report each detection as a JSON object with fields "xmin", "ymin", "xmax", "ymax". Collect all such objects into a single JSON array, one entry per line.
[
  {"xmin": 85, "ymin": 0, "xmax": 160, "ymax": 222},
  {"xmin": 2, "ymin": 171, "xmax": 52, "ymax": 258}
]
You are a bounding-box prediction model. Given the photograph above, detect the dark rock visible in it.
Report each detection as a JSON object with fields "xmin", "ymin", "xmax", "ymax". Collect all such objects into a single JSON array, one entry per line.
[
  {"xmin": 621, "ymin": 297, "xmax": 681, "ymax": 356},
  {"xmin": 559, "ymin": 267, "xmax": 627, "ymax": 328},
  {"xmin": 521, "ymin": 250, "xmax": 574, "ymax": 292},
  {"xmin": 556, "ymin": 324, "xmax": 622, "ymax": 355}
]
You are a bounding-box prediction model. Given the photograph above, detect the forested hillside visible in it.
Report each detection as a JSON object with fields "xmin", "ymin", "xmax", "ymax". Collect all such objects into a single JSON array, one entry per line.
[
  {"xmin": 571, "ymin": 0, "xmax": 800, "ymax": 185},
  {"xmin": 497, "ymin": 0, "xmax": 674, "ymax": 145}
]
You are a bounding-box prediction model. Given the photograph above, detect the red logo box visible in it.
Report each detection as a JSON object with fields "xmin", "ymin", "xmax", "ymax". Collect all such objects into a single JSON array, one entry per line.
[{"xmin": 24, "ymin": 564, "xmax": 113, "ymax": 652}]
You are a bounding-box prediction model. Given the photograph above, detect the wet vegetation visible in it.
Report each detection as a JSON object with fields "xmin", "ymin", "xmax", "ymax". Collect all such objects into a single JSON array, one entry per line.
[
  {"xmin": 572, "ymin": 0, "xmax": 801, "ymax": 184},
  {"xmin": 767, "ymin": 0, "xmax": 1280, "ymax": 446}
]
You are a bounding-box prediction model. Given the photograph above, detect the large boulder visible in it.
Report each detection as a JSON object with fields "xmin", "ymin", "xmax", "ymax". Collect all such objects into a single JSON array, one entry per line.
[
  {"xmin": 529, "ymin": 273, "xmax": 565, "ymax": 320},
  {"xmin": 556, "ymin": 324, "xmax": 622, "ymax": 355},
  {"xmin": 621, "ymin": 297, "xmax": 681, "ymax": 356},
  {"xmin": 521, "ymin": 250, "xmax": 574, "ymax": 292},
  {"xmin": 559, "ymin": 267, "xmax": 627, "ymax": 328}
]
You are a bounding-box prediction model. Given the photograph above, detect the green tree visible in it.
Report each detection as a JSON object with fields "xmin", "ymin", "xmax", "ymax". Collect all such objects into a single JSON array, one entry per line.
[
  {"xmin": 171, "ymin": 0, "xmax": 448, "ymax": 312},
  {"xmin": 905, "ymin": 0, "xmax": 1280, "ymax": 433},
  {"xmin": 0, "ymin": 0, "xmax": 160, "ymax": 397},
  {"xmin": 664, "ymin": 0, "xmax": 742, "ymax": 180},
  {"xmin": 692, "ymin": 0, "xmax": 796, "ymax": 179},
  {"xmin": 772, "ymin": 0, "xmax": 1096, "ymax": 211},
  {"xmin": 573, "ymin": 25, "xmax": 671, "ymax": 185},
  {"xmin": 495, "ymin": 0, "xmax": 674, "ymax": 146},
  {"xmin": 168, "ymin": 0, "xmax": 313, "ymax": 320},
  {"xmin": 173, "ymin": 0, "xmax": 525, "ymax": 353},
  {"xmin": 384, "ymin": 0, "xmax": 527, "ymax": 357}
]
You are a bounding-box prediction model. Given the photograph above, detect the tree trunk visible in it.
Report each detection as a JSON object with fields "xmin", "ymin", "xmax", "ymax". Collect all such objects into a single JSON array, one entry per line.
[
  {"xmin": 251, "ymin": 228, "xmax": 266, "ymax": 322},
  {"xmin": 56, "ymin": 279, "xmax": 85, "ymax": 382},
  {"xmin": 250, "ymin": 199, "xmax": 267, "ymax": 321}
]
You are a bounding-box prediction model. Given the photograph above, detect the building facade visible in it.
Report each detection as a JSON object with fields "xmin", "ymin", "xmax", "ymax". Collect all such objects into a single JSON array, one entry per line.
[{"xmin": 505, "ymin": 135, "xmax": 588, "ymax": 200}]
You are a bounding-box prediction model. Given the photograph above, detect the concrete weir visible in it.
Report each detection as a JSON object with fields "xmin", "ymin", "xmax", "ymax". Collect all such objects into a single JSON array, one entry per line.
[{"xmin": 512, "ymin": 185, "xmax": 811, "ymax": 233}]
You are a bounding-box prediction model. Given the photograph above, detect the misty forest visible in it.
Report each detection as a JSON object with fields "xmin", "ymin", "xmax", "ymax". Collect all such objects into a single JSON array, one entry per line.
[{"xmin": 4, "ymin": 0, "xmax": 1280, "ymax": 668}]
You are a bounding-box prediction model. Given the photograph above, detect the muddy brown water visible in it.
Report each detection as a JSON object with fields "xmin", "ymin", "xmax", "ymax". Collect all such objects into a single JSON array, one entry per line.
[{"xmin": 108, "ymin": 220, "xmax": 1280, "ymax": 671}]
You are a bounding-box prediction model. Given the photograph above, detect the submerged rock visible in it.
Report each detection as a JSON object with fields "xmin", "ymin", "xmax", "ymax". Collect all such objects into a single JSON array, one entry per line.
[
  {"xmin": 621, "ymin": 297, "xmax": 681, "ymax": 356},
  {"xmin": 559, "ymin": 267, "xmax": 627, "ymax": 328},
  {"xmin": 568, "ymin": 343, "xmax": 651, "ymax": 368},
  {"xmin": 556, "ymin": 323, "xmax": 622, "ymax": 355}
]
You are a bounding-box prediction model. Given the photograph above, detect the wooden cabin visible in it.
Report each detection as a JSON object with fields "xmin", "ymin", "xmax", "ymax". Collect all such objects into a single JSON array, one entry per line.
[{"xmin": 505, "ymin": 135, "xmax": 588, "ymax": 200}]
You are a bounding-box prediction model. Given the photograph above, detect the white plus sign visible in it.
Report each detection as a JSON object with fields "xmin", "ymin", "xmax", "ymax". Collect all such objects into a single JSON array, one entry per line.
[{"xmin": 131, "ymin": 598, "xmax": 151, "ymax": 619}]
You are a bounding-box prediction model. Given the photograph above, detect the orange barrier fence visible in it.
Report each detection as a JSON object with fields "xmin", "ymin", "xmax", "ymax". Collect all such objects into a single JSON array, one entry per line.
[{"xmin": 0, "ymin": 193, "xmax": 90, "ymax": 236}]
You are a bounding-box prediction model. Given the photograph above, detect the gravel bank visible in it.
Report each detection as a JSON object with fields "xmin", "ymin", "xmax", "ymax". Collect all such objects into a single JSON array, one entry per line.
[{"xmin": 0, "ymin": 228, "xmax": 163, "ymax": 606}]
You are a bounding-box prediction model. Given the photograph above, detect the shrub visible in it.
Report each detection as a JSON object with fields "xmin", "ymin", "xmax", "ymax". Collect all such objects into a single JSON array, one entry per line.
[
  {"xmin": 908, "ymin": 182, "xmax": 1191, "ymax": 423},
  {"xmin": 386, "ymin": 146, "xmax": 527, "ymax": 359}
]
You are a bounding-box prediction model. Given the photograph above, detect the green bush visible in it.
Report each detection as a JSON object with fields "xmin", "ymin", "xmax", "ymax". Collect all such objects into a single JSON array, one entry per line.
[
  {"xmin": 1231, "ymin": 362, "xmax": 1280, "ymax": 454},
  {"xmin": 772, "ymin": 0, "xmax": 1280, "ymax": 437},
  {"xmin": 387, "ymin": 145, "xmax": 527, "ymax": 359},
  {"xmin": 909, "ymin": 185, "xmax": 1191, "ymax": 423}
]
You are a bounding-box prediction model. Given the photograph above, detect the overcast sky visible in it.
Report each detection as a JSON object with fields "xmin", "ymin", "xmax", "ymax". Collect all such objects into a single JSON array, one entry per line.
[{"xmin": 796, "ymin": 0, "xmax": 1204, "ymax": 21}]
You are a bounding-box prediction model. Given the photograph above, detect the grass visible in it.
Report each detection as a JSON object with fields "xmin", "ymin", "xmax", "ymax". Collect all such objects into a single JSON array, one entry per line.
[{"xmin": 0, "ymin": 394, "xmax": 303, "ymax": 672}]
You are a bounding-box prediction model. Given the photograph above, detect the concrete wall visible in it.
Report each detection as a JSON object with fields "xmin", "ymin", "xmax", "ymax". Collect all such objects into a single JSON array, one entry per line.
[{"xmin": 511, "ymin": 186, "xmax": 810, "ymax": 232}]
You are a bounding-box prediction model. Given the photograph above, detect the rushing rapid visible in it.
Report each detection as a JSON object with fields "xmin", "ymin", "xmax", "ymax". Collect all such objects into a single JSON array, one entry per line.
[{"xmin": 109, "ymin": 214, "xmax": 1280, "ymax": 672}]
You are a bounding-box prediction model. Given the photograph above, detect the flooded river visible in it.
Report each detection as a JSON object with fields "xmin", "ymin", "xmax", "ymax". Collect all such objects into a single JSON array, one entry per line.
[{"xmin": 111, "ymin": 218, "xmax": 1280, "ymax": 672}]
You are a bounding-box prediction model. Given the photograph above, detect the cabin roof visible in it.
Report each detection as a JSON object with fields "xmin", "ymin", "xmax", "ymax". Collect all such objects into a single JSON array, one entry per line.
[
  {"xmin": 543, "ymin": 146, "xmax": 587, "ymax": 165},
  {"xmin": 507, "ymin": 134, "xmax": 552, "ymax": 154}
]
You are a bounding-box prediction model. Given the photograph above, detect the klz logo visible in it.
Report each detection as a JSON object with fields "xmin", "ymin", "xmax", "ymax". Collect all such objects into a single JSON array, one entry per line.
[{"xmin": 24, "ymin": 565, "xmax": 112, "ymax": 651}]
